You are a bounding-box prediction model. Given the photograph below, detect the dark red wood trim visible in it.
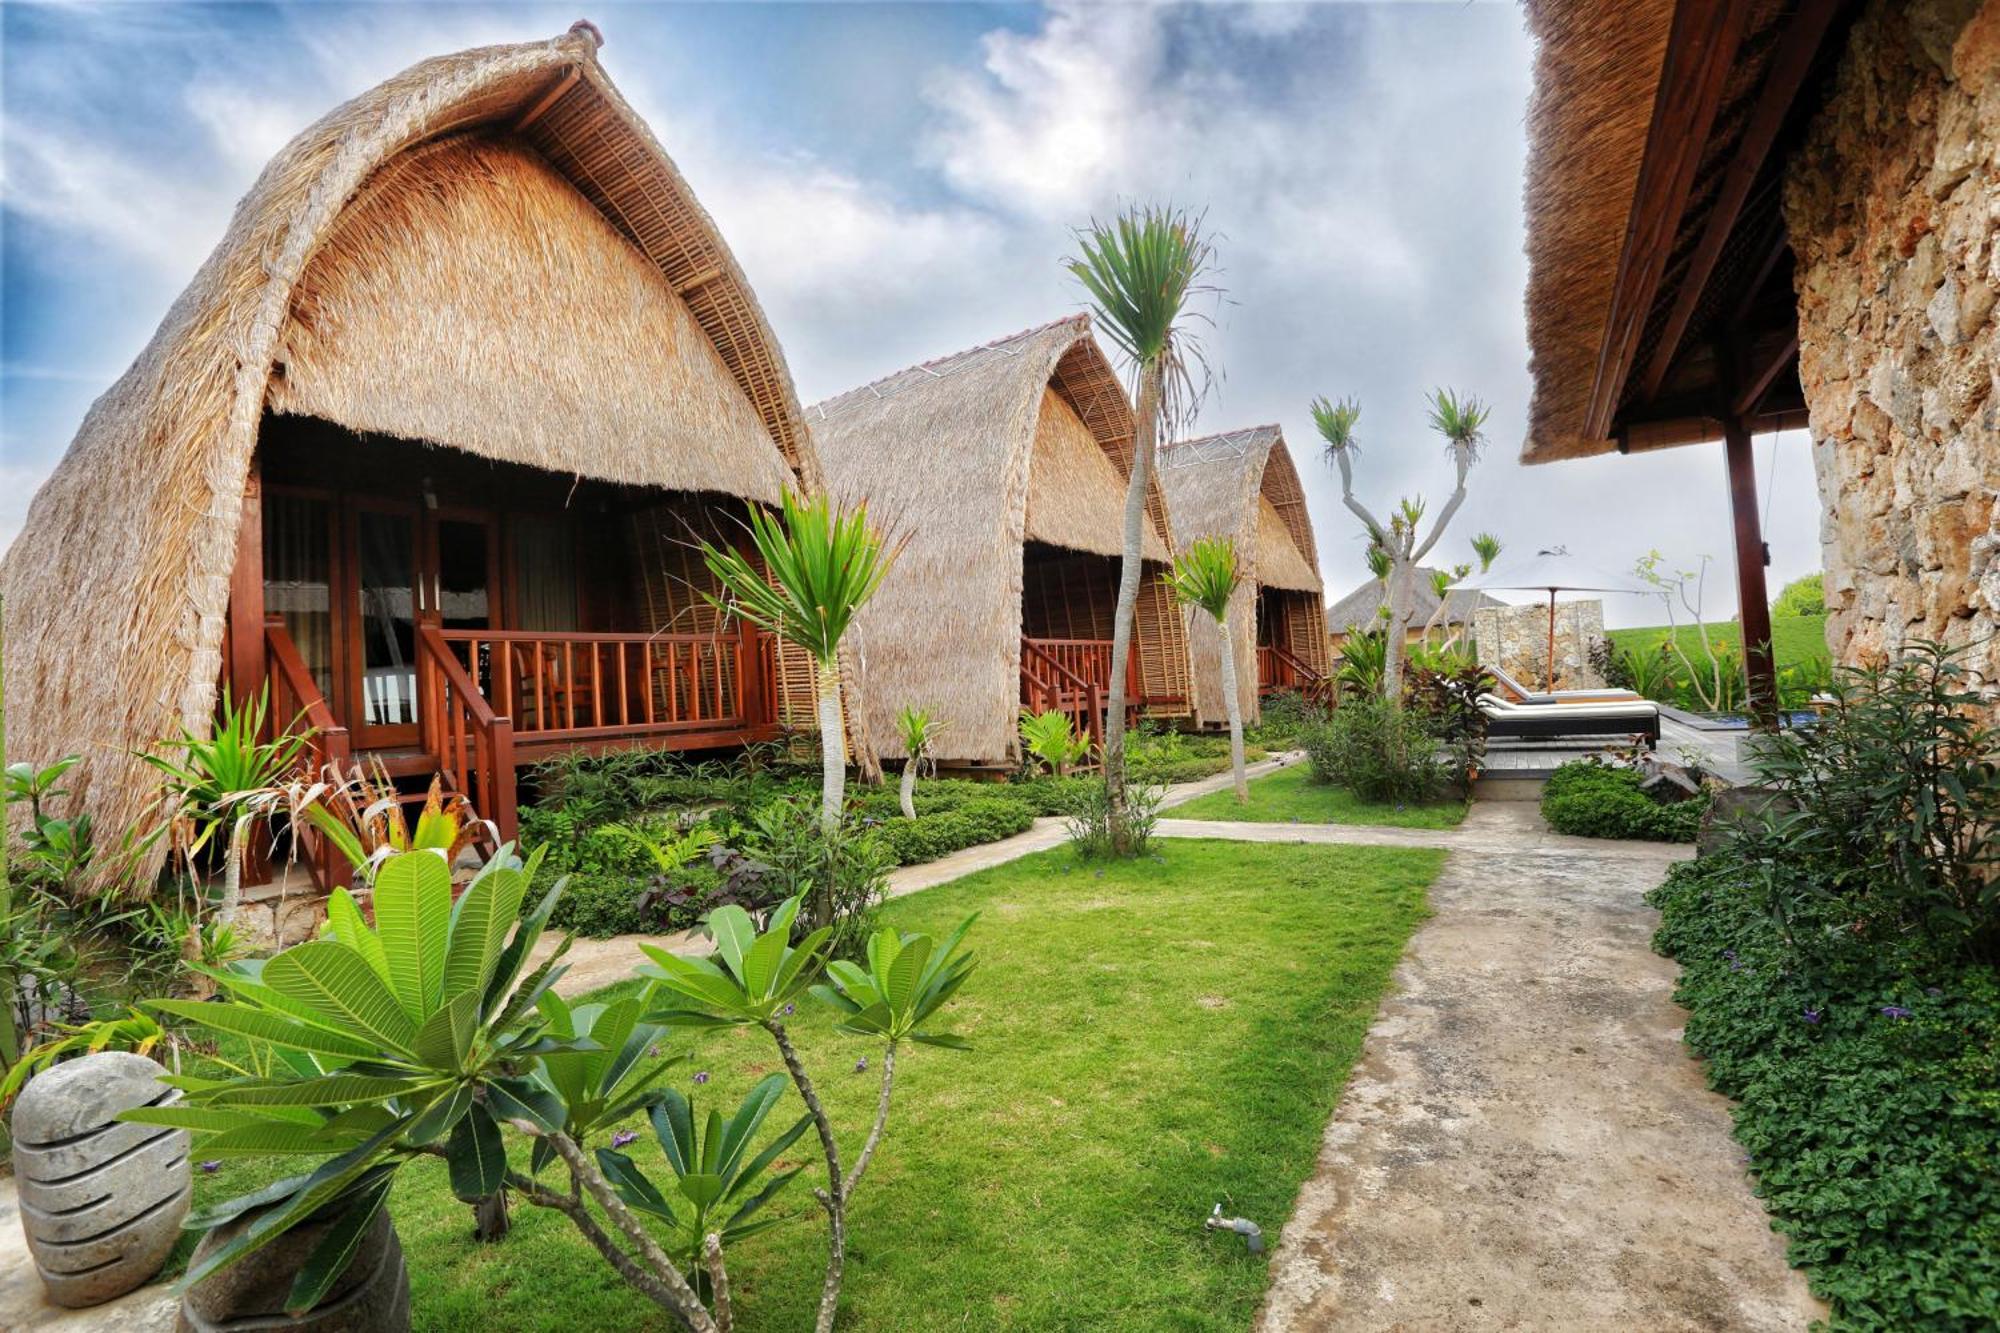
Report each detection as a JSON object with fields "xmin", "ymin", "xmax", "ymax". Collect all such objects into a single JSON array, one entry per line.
[{"xmin": 1723, "ymin": 415, "xmax": 1779, "ymax": 729}]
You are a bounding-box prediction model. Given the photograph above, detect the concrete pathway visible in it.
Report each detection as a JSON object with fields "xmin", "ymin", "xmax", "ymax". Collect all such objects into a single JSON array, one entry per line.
[{"xmin": 1254, "ymin": 804, "xmax": 1823, "ymax": 1331}]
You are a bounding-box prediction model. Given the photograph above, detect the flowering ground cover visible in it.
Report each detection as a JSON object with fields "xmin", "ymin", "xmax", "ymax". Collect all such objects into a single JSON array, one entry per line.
[{"xmin": 174, "ymin": 838, "xmax": 1440, "ymax": 1330}]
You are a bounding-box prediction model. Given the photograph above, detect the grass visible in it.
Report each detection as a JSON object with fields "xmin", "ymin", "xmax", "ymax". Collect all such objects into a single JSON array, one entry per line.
[
  {"xmin": 1607, "ymin": 613, "xmax": 1828, "ymax": 671},
  {"xmin": 1172, "ymin": 761, "xmax": 1468, "ymax": 829},
  {"xmin": 178, "ymin": 839, "xmax": 1440, "ymax": 1331}
]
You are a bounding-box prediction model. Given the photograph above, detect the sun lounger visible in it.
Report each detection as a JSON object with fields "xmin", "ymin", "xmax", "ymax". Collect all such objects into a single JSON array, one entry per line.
[
  {"xmin": 1478, "ymin": 693, "xmax": 1660, "ymax": 746},
  {"xmin": 1484, "ymin": 663, "xmax": 1644, "ymax": 705}
]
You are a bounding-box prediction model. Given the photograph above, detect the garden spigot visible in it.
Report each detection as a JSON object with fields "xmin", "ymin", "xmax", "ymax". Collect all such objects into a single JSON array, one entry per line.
[{"xmin": 1205, "ymin": 1203, "xmax": 1264, "ymax": 1254}]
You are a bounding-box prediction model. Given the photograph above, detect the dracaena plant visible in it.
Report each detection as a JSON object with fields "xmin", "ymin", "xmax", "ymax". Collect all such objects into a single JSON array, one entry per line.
[
  {"xmin": 894, "ymin": 706, "xmax": 940, "ymax": 820},
  {"xmin": 1163, "ymin": 536, "xmax": 1248, "ymax": 803},
  {"xmin": 641, "ymin": 897, "xmax": 976, "ymax": 1333}
]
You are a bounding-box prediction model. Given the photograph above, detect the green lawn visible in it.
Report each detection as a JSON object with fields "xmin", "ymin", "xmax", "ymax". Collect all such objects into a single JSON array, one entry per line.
[
  {"xmin": 1607, "ymin": 612, "xmax": 1828, "ymax": 670},
  {"xmin": 1173, "ymin": 761, "xmax": 1468, "ymax": 829},
  {"xmin": 180, "ymin": 840, "xmax": 1440, "ymax": 1331}
]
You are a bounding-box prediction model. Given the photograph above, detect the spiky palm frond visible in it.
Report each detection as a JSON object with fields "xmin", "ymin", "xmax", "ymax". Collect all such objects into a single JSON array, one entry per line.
[
  {"xmin": 1311, "ymin": 395, "xmax": 1362, "ymax": 458},
  {"xmin": 1162, "ymin": 537, "xmax": 1241, "ymax": 624},
  {"xmin": 1364, "ymin": 542, "xmax": 1391, "ymax": 582},
  {"xmin": 697, "ymin": 491, "xmax": 902, "ymax": 667},
  {"xmin": 1427, "ymin": 387, "xmax": 1491, "ymax": 459},
  {"xmin": 1472, "ymin": 531, "xmax": 1503, "ymax": 571},
  {"xmin": 1066, "ymin": 204, "xmax": 1218, "ymax": 437},
  {"xmin": 895, "ymin": 706, "xmax": 940, "ymax": 758}
]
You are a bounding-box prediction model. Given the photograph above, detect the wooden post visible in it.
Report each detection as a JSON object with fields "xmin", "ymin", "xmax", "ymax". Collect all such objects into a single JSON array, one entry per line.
[{"xmin": 1723, "ymin": 414, "xmax": 1779, "ymax": 729}]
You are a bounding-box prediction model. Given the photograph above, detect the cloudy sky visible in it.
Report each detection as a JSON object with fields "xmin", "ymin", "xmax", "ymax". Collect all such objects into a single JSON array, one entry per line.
[{"xmin": 0, "ymin": 0, "xmax": 1821, "ymax": 627}]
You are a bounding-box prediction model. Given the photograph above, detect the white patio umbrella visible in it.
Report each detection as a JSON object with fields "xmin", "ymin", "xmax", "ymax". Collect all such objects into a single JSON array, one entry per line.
[{"xmin": 1449, "ymin": 547, "xmax": 1652, "ymax": 691}]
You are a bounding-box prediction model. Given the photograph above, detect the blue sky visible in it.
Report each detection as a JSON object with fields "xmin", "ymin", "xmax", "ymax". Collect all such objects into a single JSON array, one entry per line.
[{"xmin": 1, "ymin": 0, "xmax": 1822, "ymax": 626}]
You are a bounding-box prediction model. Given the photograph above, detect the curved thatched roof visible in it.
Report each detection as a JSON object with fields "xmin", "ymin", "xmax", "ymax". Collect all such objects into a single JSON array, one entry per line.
[
  {"xmin": 1326, "ymin": 570, "xmax": 1503, "ymax": 636},
  {"xmin": 810, "ymin": 315, "xmax": 1177, "ymax": 763},
  {"xmin": 1156, "ymin": 425, "xmax": 1325, "ymax": 725},
  {"xmin": 1521, "ymin": 0, "xmax": 1674, "ymax": 462},
  {"xmin": 1, "ymin": 24, "xmax": 816, "ymax": 874}
]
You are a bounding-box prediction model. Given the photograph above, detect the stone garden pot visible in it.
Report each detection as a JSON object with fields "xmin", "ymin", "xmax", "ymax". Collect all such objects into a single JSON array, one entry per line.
[
  {"xmin": 9, "ymin": 1050, "xmax": 191, "ymax": 1307},
  {"xmin": 178, "ymin": 1199, "xmax": 411, "ymax": 1332}
]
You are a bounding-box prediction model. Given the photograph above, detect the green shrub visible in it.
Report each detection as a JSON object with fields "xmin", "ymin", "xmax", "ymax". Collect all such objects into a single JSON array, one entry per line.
[
  {"xmin": 1302, "ymin": 699, "xmax": 1454, "ymax": 804},
  {"xmin": 1649, "ymin": 857, "xmax": 2000, "ymax": 1328},
  {"xmin": 1772, "ymin": 572, "xmax": 1824, "ymax": 618},
  {"xmin": 870, "ymin": 797, "xmax": 1035, "ymax": 866},
  {"xmin": 1540, "ymin": 762, "xmax": 1706, "ymax": 842},
  {"xmin": 1245, "ymin": 689, "xmax": 1321, "ymax": 745},
  {"xmin": 547, "ymin": 865, "xmax": 724, "ymax": 939}
]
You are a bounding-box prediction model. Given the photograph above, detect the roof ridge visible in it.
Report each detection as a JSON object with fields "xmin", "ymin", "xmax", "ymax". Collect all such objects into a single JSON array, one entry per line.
[{"xmin": 809, "ymin": 313, "xmax": 1090, "ymax": 420}]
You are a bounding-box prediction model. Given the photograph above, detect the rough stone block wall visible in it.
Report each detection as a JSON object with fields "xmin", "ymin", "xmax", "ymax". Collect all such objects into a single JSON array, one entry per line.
[
  {"xmin": 1471, "ymin": 600, "xmax": 1606, "ymax": 692},
  {"xmin": 1786, "ymin": 0, "xmax": 2000, "ymax": 682}
]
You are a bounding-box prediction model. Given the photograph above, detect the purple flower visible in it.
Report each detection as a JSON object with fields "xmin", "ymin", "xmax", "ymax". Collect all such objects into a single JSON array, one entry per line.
[
  {"xmin": 782, "ymin": 1003, "xmax": 796, "ymax": 1016},
  {"xmin": 693, "ymin": 1070, "xmax": 711, "ymax": 1085},
  {"xmin": 854, "ymin": 1057, "xmax": 868, "ymax": 1074},
  {"xmin": 610, "ymin": 1129, "xmax": 639, "ymax": 1149},
  {"xmin": 1880, "ymin": 1005, "xmax": 1913, "ymax": 1020},
  {"xmin": 1801, "ymin": 1008, "xmax": 1822, "ymax": 1025},
  {"xmin": 648, "ymin": 1044, "xmax": 662, "ymax": 1059},
  {"xmin": 199, "ymin": 1160, "xmax": 221, "ymax": 1174},
  {"xmin": 1722, "ymin": 950, "xmax": 1737, "ymax": 961}
]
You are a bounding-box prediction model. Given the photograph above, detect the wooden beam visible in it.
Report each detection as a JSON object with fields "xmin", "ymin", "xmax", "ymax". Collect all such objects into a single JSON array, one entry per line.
[
  {"xmin": 1723, "ymin": 415, "xmax": 1779, "ymax": 729},
  {"xmin": 1586, "ymin": 0, "xmax": 1754, "ymax": 440},
  {"xmin": 1731, "ymin": 332, "xmax": 1800, "ymax": 418},
  {"xmin": 1637, "ymin": 0, "xmax": 1843, "ymax": 404},
  {"xmin": 514, "ymin": 69, "xmax": 579, "ymax": 132}
]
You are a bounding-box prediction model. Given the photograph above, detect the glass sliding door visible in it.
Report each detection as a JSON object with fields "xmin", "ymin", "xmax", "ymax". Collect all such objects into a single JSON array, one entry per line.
[
  {"xmin": 353, "ymin": 503, "xmax": 421, "ymax": 748},
  {"xmin": 262, "ymin": 492, "xmax": 335, "ymax": 702}
]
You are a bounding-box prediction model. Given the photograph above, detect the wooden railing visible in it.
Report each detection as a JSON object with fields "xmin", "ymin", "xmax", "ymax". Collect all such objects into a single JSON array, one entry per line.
[
  {"xmin": 1021, "ymin": 638, "xmax": 1105, "ymax": 758},
  {"xmin": 263, "ymin": 618, "xmax": 350, "ymax": 886},
  {"xmin": 433, "ymin": 622, "xmax": 767, "ymax": 743},
  {"xmin": 1257, "ymin": 642, "xmax": 1321, "ymax": 695},
  {"xmin": 416, "ymin": 626, "xmax": 518, "ymax": 845}
]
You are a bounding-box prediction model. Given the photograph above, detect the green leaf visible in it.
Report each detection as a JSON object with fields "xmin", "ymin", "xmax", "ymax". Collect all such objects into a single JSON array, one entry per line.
[
  {"xmin": 211, "ymin": 1073, "xmax": 434, "ymax": 1109},
  {"xmin": 183, "ymin": 1172, "xmax": 314, "ymax": 1231},
  {"xmin": 262, "ymin": 941, "xmax": 418, "ymax": 1056},
  {"xmin": 723, "ymin": 1165, "xmax": 803, "ymax": 1230},
  {"xmin": 652, "ymin": 1092, "xmax": 694, "ymax": 1176},
  {"xmin": 372, "ymin": 851, "xmax": 453, "ymax": 1021},
  {"xmin": 739, "ymin": 926, "xmax": 789, "ymax": 1001},
  {"xmin": 728, "ymin": 1113, "xmax": 811, "ymax": 1205},
  {"xmin": 485, "ymin": 1077, "xmax": 565, "ymax": 1136},
  {"xmin": 118, "ymin": 1104, "xmax": 284, "ymax": 1134},
  {"xmin": 680, "ymin": 1172, "xmax": 726, "ymax": 1210},
  {"xmin": 406, "ymin": 1083, "xmax": 473, "ymax": 1146},
  {"xmin": 446, "ymin": 1104, "xmax": 506, "ymax": 1202},
  {"xmin": 595, "ymin": 1148, "xmax": 675, "ymax": 1223},
  {"xmin": 883, "ymin": 936, "xmax": 931, "ymax": 1016},
  {"xmin": 716, "ymin": 1074, "xmax": 788, "ymax": 1184},
  {"xmin": 285, "ymin": 1169, "xmax": 393, "ymax": 1315},
  {"xmin": 442, "ymin": 864, "xmax": 527, "ymax": 1004},
  {"xmin": 707, "ymin": 906, "xmax": 756, "ymax": 981},
  {"xmin": 909, "ymin": 1031, "xmax": 972, "ymax": 1050},
  {"xmin": 412, "ymin": 989, "xmax": 480, "ymax": 1071},
  {"xmin": 146, "ymin": 999, "xmax": 379, "ymax": 1060},
  {"xmin": 323, "ymin": 888, "xmax": 389, "ymax": 987}
]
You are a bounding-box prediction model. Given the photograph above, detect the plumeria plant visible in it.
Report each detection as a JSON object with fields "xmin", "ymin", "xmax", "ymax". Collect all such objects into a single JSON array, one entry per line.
[
  {"xmin": 640, "ymin": 897, "xmax": 976, "ymax": 1333},
  {"xmin": 123, "ymin": 849, "xmax": 974, "ymax": 1333}
]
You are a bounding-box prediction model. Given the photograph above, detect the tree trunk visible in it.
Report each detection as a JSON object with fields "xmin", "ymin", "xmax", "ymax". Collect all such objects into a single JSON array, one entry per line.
[
  {"xmin": 1380, "ymin": 557, "xmax": 1415, "ymax": 703},
  {"xmin": 1217, "ymin": 617, "xmax": 1248, "ymax": 804},
  {"xmin": 472, "ymin": 1189, "xmax": 510, "ymax": 1242},
  {"xmin": 838, "ymin": 640, "xmax": 882, "ymax": 786},
  {"xmin": 898, "ymin": 759, "xmax": 918, "ymax": 820},
  {"xmin": 220, "ymin": 822, "xmax": 244, "ymax": 921},
  {"xmin": 815, "ymin": 657, "xmax": 846, "ymax": 836},
  {"xmin": 1103, "ymin": 364, "xmax": 1162, "ymax": 852}
]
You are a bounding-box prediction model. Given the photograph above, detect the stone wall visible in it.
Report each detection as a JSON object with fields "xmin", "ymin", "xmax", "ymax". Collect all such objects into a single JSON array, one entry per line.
[
  {"xmin": 1471, "ymin": 600, "xmax": 1607, "ymax": 692},
  {"xmin": 1786, "ymin": 0, "xmax": 2000, "ymax": 684}
]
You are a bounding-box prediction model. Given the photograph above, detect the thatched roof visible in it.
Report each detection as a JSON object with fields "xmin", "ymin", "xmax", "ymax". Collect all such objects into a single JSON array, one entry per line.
[
  {"xmin": 0, "ymin": 24, "xmax": 816, "ymax": 877},
  {"xmin": 1156, "ymin": 425, "xmax": 1325, "ymax": 725},
  {"xmin": 1522, "ymin": 0, "xmax": 1841, "ymax": 463},
  {"xmin": 810, "ymin": 315, "xmax": 1175, "ymax": 763},
  {"xmin": 1326, "ymin": 570, "xmax": 1503, "ymax": 637}
]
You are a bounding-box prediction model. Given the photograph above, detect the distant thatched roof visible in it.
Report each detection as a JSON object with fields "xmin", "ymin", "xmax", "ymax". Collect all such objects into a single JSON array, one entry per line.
[
  {"xmin": 1326, "ymin": 570, "xmax": 1503, "ymax": 636},
  {"xmin": 1156, "ymin": 425, "xmax": 1326, "ymax": 725},
  {"xmin": 0, "ymin": 25, "xmax": 816, "ymax": 877},
  {"xmin": 810, "ymin": 316, "xmax": 1177, "ymax": 763}
]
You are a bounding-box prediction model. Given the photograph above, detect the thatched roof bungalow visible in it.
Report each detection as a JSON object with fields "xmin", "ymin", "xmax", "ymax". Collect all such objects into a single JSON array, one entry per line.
[
  {"xmin": 2, "ymin": 24, "xmax": 825, "ymax": 869},
  {"xmin": 1154, "ymin": 426, "xmax": 1328, "ymax": 727},
  {"xmin": 1518, "ymin": 0, "xmax": 1999, "ymax": 715},
  {"xmin": 810, "ymin": 316, "xmax": 1192, "ymax": 766},
  {"xmin": 1324, "ymin": 571, "xmax": 1504, "ymax": 649}
]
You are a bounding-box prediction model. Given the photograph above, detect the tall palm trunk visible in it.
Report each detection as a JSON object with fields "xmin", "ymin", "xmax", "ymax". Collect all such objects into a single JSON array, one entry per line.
[
  {"xmin": 816, "ymin": 656, "xmax": 846, "ymax": 836},
  {"xmin": 1104, "ymin": 366, "xmax": 1162, "ymax": 850},
  {"xmin": 1380, "ymin": 557, "xmax": 1416, "ymax": 703},
  {"xmin": 1217, "ymin": 617, "xmax": 1248, "ymax": 803},
  {"xmin": 898, "ymin": 757, "xmax": 918, "ymax": 820}
]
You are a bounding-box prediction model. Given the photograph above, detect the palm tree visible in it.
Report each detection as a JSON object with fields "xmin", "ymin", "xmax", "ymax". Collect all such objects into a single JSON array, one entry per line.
[
  {"xmin": 698, "ymin": 492, "xmax": 902, "ymax": 834},
  {"xmin": 894, "ymin": 706, "xmax": 939, "ymax": 820},
  {"xmin": 1067, "ymin": 204, "xmax": 1217, "ymax": 851},
  {"xmin": 1163, "ymin": 537, "xmax": 1249, "ymax": 803},
  {"xmin": 1313, "ymin": 389, "xmax": 1491, "ymax": 702}
]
